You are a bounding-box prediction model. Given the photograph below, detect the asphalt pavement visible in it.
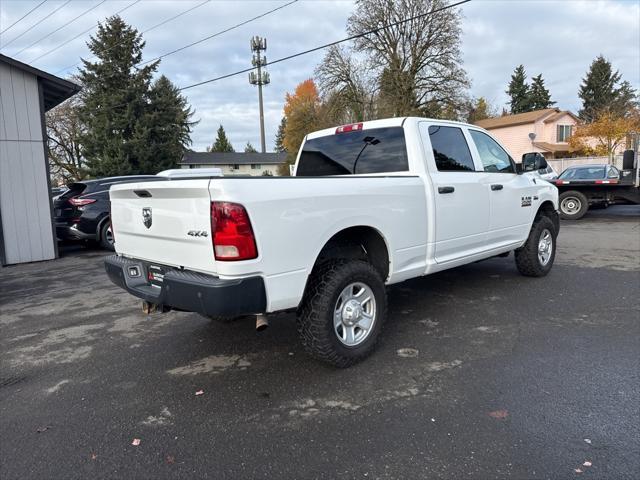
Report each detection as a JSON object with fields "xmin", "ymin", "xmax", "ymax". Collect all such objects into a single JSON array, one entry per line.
[{"xmin": 1, "ymin": 206, "xmax": 639, "ymax": 479}]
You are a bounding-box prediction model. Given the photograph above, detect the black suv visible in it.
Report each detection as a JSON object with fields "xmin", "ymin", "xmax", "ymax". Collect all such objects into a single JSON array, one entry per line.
[{"xmin": 54, "ymin": 176, "xmax": 162, "ymax": 250}]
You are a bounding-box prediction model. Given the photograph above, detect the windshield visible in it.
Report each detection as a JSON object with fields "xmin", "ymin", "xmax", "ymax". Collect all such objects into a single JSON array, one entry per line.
[
  {"xmin": 296, "ymin": 127, "xmax": 408, "ymax": 176},
  {"xmin": 559, "ymin": 166, "xmax": 606, "ymax": 180}
]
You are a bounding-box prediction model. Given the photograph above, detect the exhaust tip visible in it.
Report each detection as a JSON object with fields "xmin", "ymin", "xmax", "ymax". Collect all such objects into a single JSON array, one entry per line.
[{"xmin": 255, "ymin": 314, "xmax": 269, "ymax": 332}]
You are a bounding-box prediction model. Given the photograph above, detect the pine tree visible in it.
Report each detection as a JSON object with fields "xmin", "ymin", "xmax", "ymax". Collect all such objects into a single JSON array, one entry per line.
[
  {"xmin": 528, "ymin": 74, "xmax": 556, "ymax": 110},
  {"xmin": 274, "ymin": 117, "xmax": 287, "ymax": 153},
  {"xmin": 578, "ymin": 55, "xmax": 638, "ymax": 122},
  {"xmin": 209, "ymin": 125, "xmax": 234, "ymax": 152},
  {"xmin": 244, "ymin": 142, "xmax": 257, "ymax": 153},
  {"xmin": 135, "ymin": 75, "xmax": 197, "ymax": 173},
  {"xmin": 506, "ymin": 65, "xmax": 530, "ymax": 114},
  {"xmin": 78, "ymin": 16, "xmax": 159, "ymax": 177}
]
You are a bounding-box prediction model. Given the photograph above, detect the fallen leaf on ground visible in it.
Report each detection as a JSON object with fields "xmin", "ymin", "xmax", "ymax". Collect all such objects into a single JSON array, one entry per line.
[
  {"xmin": 583, "ymin": 461, "xmax": 592, "ymax": 467},
  {"xmin": 397, "ymin": 348, "xmax": 419, "ymax": 358},
  {"xmin": 131, "ymin": 438, "xmax": 141, "ymax": 446},
  {"xmin": 166, "ymin": 455, "xmax": 175, "ymax": 464},
  {"xmin": 195, "ymin": 390, "xmax": 204, "ymax": 396},
  {"xmin": 488, "ymin": 410, "xmax": 509, "ymax": 419},
  {"xmin": 36, "ymin": 425, "xmax": 51, "ymax": 433},
  {"xmin": 575, "ymin": 468, "xmax": 583, "ymax": 474},
  {"xmin": 584, "ymin": 438, "xmax": 592, "ymax": 444},
  {"xmin": 90, "ymin": 453, "xmax": 97, "ymax": 460}
]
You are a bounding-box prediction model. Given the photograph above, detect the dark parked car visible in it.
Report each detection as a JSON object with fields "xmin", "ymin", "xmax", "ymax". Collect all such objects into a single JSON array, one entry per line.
[{"xmin": 54, "ymin": 176, "xmax": 161, "ymax": 250}]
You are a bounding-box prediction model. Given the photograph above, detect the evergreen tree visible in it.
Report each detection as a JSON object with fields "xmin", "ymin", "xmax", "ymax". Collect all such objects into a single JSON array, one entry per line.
[
  {"xmin": 78, "ymin": 16, "xmax": 159, "ymax": 177},
  {"xmin": 209, "ymin": 125, "xmax": 234, "ymax": 152},
  {"xmin": 466, "ymin": 97, "xmax": 493, "ymax": 123},
  {"xmin": 578, "ymin": 55, "xmax": 638, "ymax": 121},
  {"xmin": 244, "ymin": 141, "xmax": 257, "ymax": 153},
  {"xmin": 135, "ymin": 75, "xmax": 197, "ymax": 173},
  {"xmin": 274, "ymin": 117, "xmax": 287, "ymax": 153},
  {"xmin": 506, "ymin": 65, "xmax": 530, "ymax": 114},
  {"xmin": 528, "ymin": 74, "xmax": 556, "ymax": 110}
]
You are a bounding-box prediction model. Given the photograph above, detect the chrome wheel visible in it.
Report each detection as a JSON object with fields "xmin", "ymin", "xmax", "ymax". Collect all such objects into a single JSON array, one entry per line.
[
  {"xmin": 334, "ymin": 282, "xmax": 377, "ymax": 347},
  {"xmin": 560, "ymin": 196, "xmax": 581, "ymax": 216},
  {"xmin": 538, "ymin": 228, "xmax": 553, "ymax": 266},
  {"xmin": 105, "ymin": 224, "xmax": 114, "ymax": 246}
]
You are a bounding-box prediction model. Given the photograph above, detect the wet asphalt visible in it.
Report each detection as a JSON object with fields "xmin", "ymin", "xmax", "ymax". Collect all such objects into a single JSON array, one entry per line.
[{"xmin": 1, "ymin": 206, "xmax": 639, "ymax": 479}]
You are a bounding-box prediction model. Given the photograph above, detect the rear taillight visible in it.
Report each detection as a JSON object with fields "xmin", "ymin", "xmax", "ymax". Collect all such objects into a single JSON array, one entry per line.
[
  {"xmin": 69, "ymin": 197, "xmax": 97, "ymax": 206},
  {"xmin": 210, "ymin": 202, "xmax": 257, "ymax": 261},
  {"xmin": 335, "ymin": 122, "xmax": 363, "ymax": 134}
]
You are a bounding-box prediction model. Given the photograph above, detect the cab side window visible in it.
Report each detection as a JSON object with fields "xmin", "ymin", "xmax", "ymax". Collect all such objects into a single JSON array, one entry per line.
[
  {"xmin": 469, "ymin": 130, "xmax": 516, "ymax": 173},
  {"xmin": 428, "ymin": 125, "xmax": 476, "ymax": 172}
]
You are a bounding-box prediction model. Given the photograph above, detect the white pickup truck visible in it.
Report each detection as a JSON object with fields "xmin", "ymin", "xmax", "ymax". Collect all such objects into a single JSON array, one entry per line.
[{"xmin": 105, "ymin": 117, "xmax": 559, "ymax": 367}]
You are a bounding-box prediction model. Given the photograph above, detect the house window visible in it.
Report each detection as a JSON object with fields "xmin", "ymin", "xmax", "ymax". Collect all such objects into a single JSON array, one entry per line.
[
  {"xmin": 233, "ymin": 164, "xmax": 240, "ymax": 170},
  {"xmin": 557, "ymin": 125, "xmax": 572, "ymax": 142},
  {"xmin": 251, "ymin": 164, "xmax": 261, "ymax": 170}
]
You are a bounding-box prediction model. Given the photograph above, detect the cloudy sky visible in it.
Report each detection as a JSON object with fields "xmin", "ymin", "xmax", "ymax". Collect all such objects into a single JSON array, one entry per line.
[{"xmin": 1, "ymin": 0, "xmax": 638, "ymax": 152}]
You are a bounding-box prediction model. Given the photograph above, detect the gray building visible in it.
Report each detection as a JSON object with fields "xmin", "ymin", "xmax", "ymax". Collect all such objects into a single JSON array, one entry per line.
[
  {"xmin": 0, "ymin": 54, "xmax": 80, "ymax": 266},
  {"xmin": 181, "ymin": 151, "xmax": 286, "ymax": 176}
]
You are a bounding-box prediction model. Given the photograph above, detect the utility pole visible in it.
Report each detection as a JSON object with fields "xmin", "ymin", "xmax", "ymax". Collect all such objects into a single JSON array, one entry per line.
[{"xmin": 249, "ymin": 36, "xmax": 270, "ymax": 153}]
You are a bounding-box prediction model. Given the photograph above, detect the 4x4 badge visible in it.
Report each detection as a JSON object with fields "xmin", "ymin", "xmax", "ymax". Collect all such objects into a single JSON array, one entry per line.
[{"xmin": 142, "ymin": 207, "xmax": 152, "ymax": 228}]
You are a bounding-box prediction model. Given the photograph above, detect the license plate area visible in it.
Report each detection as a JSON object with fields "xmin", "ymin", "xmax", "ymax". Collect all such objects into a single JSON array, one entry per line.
[{"xmin": 147, "ymin": 265, "xmax": 166, "ymax": 287}]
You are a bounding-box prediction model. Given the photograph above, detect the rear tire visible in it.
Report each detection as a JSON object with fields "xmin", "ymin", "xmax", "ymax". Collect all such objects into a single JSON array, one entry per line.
[
  {"xmin": 559, "ymin": 190, "xmax": 588, "ymax": 220},
  {"xmin": 297, "ymin": 260, "xmax": 387, "ymax": 368},
  {"xmin": 515, "ymin": 215, "xmax": 557, "ymax": 277},
  {"xmin": 99, "ymin": 220, "xmax": 115, "ymax": 251}
]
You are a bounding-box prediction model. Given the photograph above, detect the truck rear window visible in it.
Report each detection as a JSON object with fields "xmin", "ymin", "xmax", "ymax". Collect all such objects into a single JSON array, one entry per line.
[{"xmin": 296, "ymin": 127, "xmax": 408, "ymax": 176}]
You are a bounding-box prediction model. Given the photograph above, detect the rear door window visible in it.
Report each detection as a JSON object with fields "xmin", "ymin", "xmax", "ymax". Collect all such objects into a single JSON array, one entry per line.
[
  {"xmin": 296, "ymin": 127, "xmax": 408, "ymax": 176},
  {"xmin": 428, "ymin": 126, "xmax": 476, "ymax": 172}
]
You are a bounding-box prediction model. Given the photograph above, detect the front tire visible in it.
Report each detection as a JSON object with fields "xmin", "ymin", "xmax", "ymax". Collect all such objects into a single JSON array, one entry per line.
[
  {"xmin": 297, "ymin": 260, "xmax": 387, "ymax": 368},
  {"xmin": 559, "ymin": 190, "xmax": 588, "ymax": 220},
  {"xmin": 515, "ymin": 215, "xmax": 557, "ymax": 277}
]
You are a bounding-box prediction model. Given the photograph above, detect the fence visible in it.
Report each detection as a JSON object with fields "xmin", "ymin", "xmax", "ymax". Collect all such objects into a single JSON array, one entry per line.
[{"xmin": 548, "ymin": 155, "xmax": 624, "ymax": 173}]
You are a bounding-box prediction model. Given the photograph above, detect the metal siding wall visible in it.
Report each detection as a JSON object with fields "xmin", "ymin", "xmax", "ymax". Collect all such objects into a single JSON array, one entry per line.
[{"xmin": 0, "ymin": 62, "xmax": 55, "ymax": 265}]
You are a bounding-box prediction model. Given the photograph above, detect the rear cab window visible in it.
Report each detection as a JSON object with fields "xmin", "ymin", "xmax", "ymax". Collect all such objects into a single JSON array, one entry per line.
[
  {"xmin": 296, "ymin": 127, "xmax": 409, "ymax": 176},
  {"xmin": 427, "ymin": 125, "xmax": 476, "ymax": 172}
]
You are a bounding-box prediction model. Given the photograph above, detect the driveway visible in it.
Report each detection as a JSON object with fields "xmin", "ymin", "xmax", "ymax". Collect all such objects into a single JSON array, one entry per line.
[{"xmin": 1, "ymin": 206, "xmax": 639, "ymax": 479}]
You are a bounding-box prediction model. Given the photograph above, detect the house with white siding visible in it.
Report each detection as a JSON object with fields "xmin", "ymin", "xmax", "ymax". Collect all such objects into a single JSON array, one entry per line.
[
  {"xmin": 180, "ymin": 151, "xmax": 285, "ymax": 176},
  {"xmin": 0, "ymin": 54, "xmax": 80, "ymax": 266},
  {"xmin": 475, "ymin": 108, "xmax": 580, "ymax": 162}
]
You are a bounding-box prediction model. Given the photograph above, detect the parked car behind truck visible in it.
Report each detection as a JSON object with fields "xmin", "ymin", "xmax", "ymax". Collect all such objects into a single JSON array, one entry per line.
[
  {"xmin": 550, "ymin": 152, "xmax": 640, "ymax": 219},
  {"xmin": 54, "ymin": 176, "xmax": 161, "ymax": 250},
  {"xmin": 105, "ymin": 117, "xmax": 559, "ymax": 367}
]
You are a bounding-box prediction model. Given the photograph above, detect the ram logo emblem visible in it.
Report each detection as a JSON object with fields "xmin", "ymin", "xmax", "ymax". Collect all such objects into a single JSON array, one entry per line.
[{"xmin": 142, "ymin": 207, "xmax": 152, "ymax": 228}]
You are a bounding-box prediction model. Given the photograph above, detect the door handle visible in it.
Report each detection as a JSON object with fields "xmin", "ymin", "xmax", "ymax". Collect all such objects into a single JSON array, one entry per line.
[
  {"xmin": 438, "ymin": 186, "xmax": 455, "ymax": 194},
  {"xmin": 491, "ymin": 184, "xmax": 504, "ymax": 191}
]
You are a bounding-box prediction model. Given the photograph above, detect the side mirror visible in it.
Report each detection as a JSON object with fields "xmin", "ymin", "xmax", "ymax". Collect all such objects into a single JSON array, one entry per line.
[{"xmin": 522, "ymin": 153, "xmax": 548, "ymax": 172}]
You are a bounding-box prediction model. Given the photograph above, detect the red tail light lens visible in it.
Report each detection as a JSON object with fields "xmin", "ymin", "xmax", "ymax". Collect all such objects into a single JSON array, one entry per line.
[
  {"xmin": 211, "ymin": 202, "xmax": 257, "ymax": 261},
  {"xmin": 335, "ymin": 123, "xmax": 363, "ymax": 134},
  {"xmin": 69, "ymin": 197, "xmax": 97, "ymax": 206}
]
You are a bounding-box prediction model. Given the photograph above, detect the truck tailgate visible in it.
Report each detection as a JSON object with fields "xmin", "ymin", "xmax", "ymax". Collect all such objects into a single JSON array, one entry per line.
[{"xmin": 109, "ymin": 179, "xmax": 216, "ymax": 273}]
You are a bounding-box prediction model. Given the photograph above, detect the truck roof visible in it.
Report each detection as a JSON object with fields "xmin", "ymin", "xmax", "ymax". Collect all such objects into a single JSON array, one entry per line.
[{"xmin": 305, "ymin": 117, "xmax": 484, "ymax": 141}]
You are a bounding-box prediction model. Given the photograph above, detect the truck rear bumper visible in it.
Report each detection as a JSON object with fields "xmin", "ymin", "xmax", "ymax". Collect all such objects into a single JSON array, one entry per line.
[{"xmin": 104, "ymin": 254, "xmax": 266, "ymax": 317}]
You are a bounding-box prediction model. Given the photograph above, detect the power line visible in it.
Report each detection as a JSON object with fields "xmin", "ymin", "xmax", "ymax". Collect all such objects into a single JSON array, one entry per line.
[
  {"xmin": 54, "ymin": 0, "xmax": 211, "ymax": 75},
  {"xmin": 29, "ymin": 0, "xmax": 141, "ymax": 63},
  {"xmin": 136, "ymin": 0, "xmax": 298, "ymax": 67},
  {"xmin": 13, "ymin": 0, "xmax": 107, "ymax": 57},
  {"xmin": 0, "ymin": 0, "xmax": 48, "ymax": 37},
  {"xmin": 178, "ymin": 0, "xmax": 472, "ymax": 92},
  {"xmin": 1, "ymin": 0, "xmax": 72, "ymax": 51},
  {"xmin": 71, "ymin": 0, "xmax": 470, "ymax": 115}
]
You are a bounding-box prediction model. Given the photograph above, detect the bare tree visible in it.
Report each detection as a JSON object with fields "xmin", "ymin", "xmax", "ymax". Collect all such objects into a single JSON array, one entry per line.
[
  {"xmin": 46, "ymin": 94, "xmax": 88, "ymax": 184},
  {"xmin": 315, "ymin": 45, "xmax": 377, "ymax": 122},
  {"xmin": 336, "ymin": 0, "xmax": 470, "ymax": 119}
]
